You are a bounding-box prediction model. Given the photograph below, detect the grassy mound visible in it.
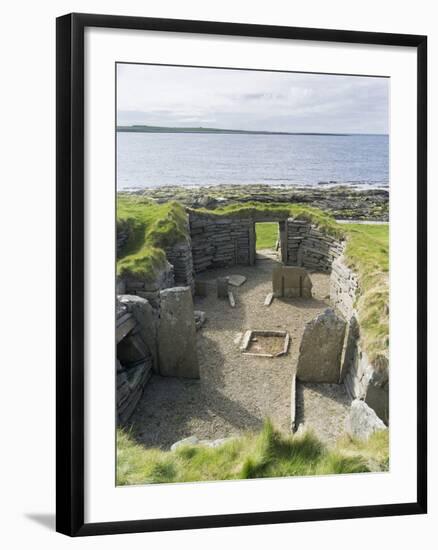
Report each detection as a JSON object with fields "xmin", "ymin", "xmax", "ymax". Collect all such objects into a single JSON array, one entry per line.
[
  {"xmin": 117, "ymin": 195, "xmax": 189, "ymax": 280},
  {"xmin": 117, "ymin": 420, "xmax": 388, "ymax": 485}
]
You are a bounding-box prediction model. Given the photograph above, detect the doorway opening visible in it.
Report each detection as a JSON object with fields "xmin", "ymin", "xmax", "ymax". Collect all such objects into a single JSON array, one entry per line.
[{"xmin": 255, "ymin": 221, "xmax": 283, "ymax": 263}]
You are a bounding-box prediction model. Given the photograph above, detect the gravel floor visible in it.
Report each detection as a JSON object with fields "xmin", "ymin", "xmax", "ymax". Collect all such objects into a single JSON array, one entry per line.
[
  {"xmin": 130, "ymin": 251, "xmax": 348, "ymax": 449},
  {"xmin": 295, "ymin": 383, "xmax": 351, "ymax": 445}
]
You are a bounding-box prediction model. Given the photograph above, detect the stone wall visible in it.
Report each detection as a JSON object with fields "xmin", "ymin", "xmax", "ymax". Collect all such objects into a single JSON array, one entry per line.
[
  {"xmin": 189, "ymin": 212, "xmax": 255, "ymax": 273},
  {"xmin": 330, "ymin": 253, "xmax": 358, "ymax": 319},
  {"xmin": 285, "ymin": 219, "xmax": 344, "ymax": 272},
  {"xmin": 188, "ymin": 213, "xmax": 344, "ymax": 275},
  {"xmin": 165, "ymin": 240, "xmax": 194, "ymax": 291},
  {"xmin": 118, "ymin": 214, "xmax": 194, "ymax": 297},
  {"xmin": 123, "ymin": 262, "xmax": 175, "ymax": 309},
  {"xmin": 116, "ymin": 296, "xmax": 156, "ymax": 425},
  {"xmin": 329, "ymin": 255, "xmax": 389, "ymax": 424}
]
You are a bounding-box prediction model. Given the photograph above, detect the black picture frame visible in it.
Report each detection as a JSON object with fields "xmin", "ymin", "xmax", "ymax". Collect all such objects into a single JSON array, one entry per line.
[{"xmin": 56, "ymin": 12, "xmax": 427, "ymax": 537}]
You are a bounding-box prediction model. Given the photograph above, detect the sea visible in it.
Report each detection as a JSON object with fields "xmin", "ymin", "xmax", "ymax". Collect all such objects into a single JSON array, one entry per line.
[{"xmin": 117, "ymin": 133, "xmax": 389, "ymax": 191}]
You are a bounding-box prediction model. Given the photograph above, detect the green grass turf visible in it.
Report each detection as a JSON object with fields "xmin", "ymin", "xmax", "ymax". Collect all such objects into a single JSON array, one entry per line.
[
  {"xmin": 117, "ymin": 419, "xmax": 388, "ymax": 485},
  {"xmin": 255, "ymin": 222, "xmax": 278, "ymax": 250}
]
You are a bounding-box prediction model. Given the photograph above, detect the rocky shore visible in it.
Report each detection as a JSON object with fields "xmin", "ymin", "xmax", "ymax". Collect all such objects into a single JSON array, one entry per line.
[{"xmin": 124, "ymin": 184, "xmax": 389, "ymax": 221}]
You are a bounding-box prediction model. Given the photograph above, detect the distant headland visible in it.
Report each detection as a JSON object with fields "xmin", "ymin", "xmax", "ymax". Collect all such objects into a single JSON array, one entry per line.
[{"xmin": 116, "ymin": 124, "xmax": 385, "ymax": 137}]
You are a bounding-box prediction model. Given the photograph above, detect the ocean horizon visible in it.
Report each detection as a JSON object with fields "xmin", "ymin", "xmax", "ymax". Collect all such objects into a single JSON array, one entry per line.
[{"xmin": 117, "ymin": 132, "xmax": 389, "ymax": 191}]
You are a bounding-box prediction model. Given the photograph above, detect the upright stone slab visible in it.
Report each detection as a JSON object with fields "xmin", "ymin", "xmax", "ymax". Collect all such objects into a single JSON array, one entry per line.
[
  {"xmin": 272, "ymin": 266, "xmax": 312, "ymax": 298},
  {"xmin": 297, "ymin": 308, "xmax": 346, "ymax": 383},
  {"xmin": 158, "ymin": 286, "xmax": 199, "ymax": 379},
  {"xmin": 217, "ymin": 277, "xmax": 229, "ymax": 298}
]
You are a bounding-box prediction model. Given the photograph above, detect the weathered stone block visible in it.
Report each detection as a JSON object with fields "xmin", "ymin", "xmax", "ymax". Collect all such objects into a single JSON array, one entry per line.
[
  {"xmin": 227, "ymin": 274, "xmax": 246, "ymax": 287},
  {"xmin": 297, "ymin": 308, "xmax": 346, "ymax": 383},
  {"xmin": 346, "ymin": 399, "xmax": 387, "ymax": 440},
  {"xmin": 365, "ymin": 383, "xmax": 389, "ymax": 425},
  {"xmin": 116, "ymin": 313, "xmax": 136, "ymax": 344},
  {"xmin": 158, "ymin": 286, "xmax": 199, "ymax": 378},
  {"xmin": 272, "ymin": 266, "xmax": 312, "ymax": 298}
]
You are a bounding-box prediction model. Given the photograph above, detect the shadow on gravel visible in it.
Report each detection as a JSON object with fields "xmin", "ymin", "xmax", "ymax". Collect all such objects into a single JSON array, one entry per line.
[
  {"xmin": 129, "ymin": 335, "xmax": 262, "ymax": 450},
  {"xmin": 295, "ymin": 381, "xmax": 352, "ymax": 433}
]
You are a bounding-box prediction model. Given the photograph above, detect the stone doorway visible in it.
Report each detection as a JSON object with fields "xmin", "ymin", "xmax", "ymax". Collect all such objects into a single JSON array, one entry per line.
[{"xmin": 254, "ymin": 221, "xmax": 285, "ymax": 264}]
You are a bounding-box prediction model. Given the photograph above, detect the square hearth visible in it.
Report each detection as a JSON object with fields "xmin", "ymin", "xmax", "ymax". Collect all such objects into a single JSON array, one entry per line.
[{"xmin": 240, "ymin": 330, "xmax": 290, "ymax": 358}]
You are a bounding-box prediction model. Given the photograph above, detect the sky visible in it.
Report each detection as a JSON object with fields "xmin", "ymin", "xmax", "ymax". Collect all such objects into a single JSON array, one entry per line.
[{"xmin": 117, "ymin": 63, "xmax": 389, "ymax": 134}]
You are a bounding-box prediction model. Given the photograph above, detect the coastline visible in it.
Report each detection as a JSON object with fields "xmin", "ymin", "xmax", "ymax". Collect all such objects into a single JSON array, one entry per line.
[{"xmin": 118, "ymin": 183, "xmax": 389, "ymax": 222}]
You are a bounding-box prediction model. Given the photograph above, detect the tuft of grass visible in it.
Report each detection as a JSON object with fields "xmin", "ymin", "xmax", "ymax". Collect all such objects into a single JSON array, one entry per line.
[
  {"xmin": 255, "ymin": 222, "xmax": 278, "ymax": 250},
  {"xmin": 335, "ymin": 428, "xmax": 389, "ymax": 471},
  {"xmin": 116, "ymin": 420, "xmax": 388, "ymax": 486}
]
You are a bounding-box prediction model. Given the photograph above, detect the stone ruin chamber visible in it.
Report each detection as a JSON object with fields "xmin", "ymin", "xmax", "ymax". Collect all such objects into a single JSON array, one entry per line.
[{"xmin": 116, "ymin": 208, "xmax": 389, "ymax": 438}]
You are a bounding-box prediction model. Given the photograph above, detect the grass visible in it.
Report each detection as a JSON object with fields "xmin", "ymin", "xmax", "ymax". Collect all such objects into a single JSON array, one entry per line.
[
  {"xmin": 117, "ymin": 195, "xmax": 189, "ymax": 280},
  {"xmin": 343, "ymin": 224, "xmax": 389, "ymax": 362},
  {"xmin": 117, "ymin": 419, "xmax": 388, "ymax": 485},
  {"xmin": 255, "ymin": 222, "xmax": 278, "ymax": 250}
]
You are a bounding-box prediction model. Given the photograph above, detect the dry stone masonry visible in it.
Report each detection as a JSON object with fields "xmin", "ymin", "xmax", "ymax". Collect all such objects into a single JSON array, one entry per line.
[
  {"xmin": 116, "ymin": 206, "xmax": 389, "ymax": 431},
  {"xmin": 330, "ymin": 253, "xmax": 358, "ymax": 319},
  {"xmin": 122, "ymin": 260, "xmax": 175, "ymax": 309},
  {"xmin": 330, "ymin": 255, "xmax": 389, "ymax": 424},
  {"xmin": 189, "ymin": 212, "xmax": 255, "ymax": 272},
  {"xmin": 286, "ymin": 220, "xmax": 344, "ymax": 271},
  {"xmin": 164, "ymin": 216, "xmax": 195, "ymax": 291},
  {"xmin": 116, "ymin": 297, "xmax": 156, "ymax": 424},
  {"xmin": 165, "ymin": 241, "xmax": 194, "ymax": 291},
  {"xmin": 188, "ymin": 212, "xmax": 344, "ymax": 274}
]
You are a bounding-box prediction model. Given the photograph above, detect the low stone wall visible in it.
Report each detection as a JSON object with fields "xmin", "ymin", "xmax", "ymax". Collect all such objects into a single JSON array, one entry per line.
[
  {"xmin": 329, "ymin": 256, "xmax": 389, "ymax": 424},
  {"xmin": 116, "ymin": 297, "xmax": 156, "ymax": 425},
  {"xmin": 188, "ymin": 212, "xmax": 343, "ymax": 274},
  {"xmin": 122, "ymin": 262, "xmax": 175, "ymax": 308},
  {"xmin": 189, "ymin": 212, "xmax": 255, "ymax": 272},
  {"xmin": 286, "ymin": 220, "xmax": 344, "ymax": 272},
  {"xmin": 118, "ymin": 214, "xmax": 194, "ymax": 297},
  {"xmin": 165, "ymin": 240, "xmax": 194, "ymax": 291},
  {"xmin": 330, "ymin": 253, "xmax": 358, "ymax": 319}
]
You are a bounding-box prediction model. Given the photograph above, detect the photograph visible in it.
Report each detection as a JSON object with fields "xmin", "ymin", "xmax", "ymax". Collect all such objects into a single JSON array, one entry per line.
[{"xmin": 115, "ymin": 63, "xmax": 390, "ymax": 486}]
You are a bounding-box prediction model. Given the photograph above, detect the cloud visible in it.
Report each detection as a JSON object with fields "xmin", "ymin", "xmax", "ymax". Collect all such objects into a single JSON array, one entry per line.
[{"xmin": 117, "ymin": 64, "xmax": 389, "ymax": 134}]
